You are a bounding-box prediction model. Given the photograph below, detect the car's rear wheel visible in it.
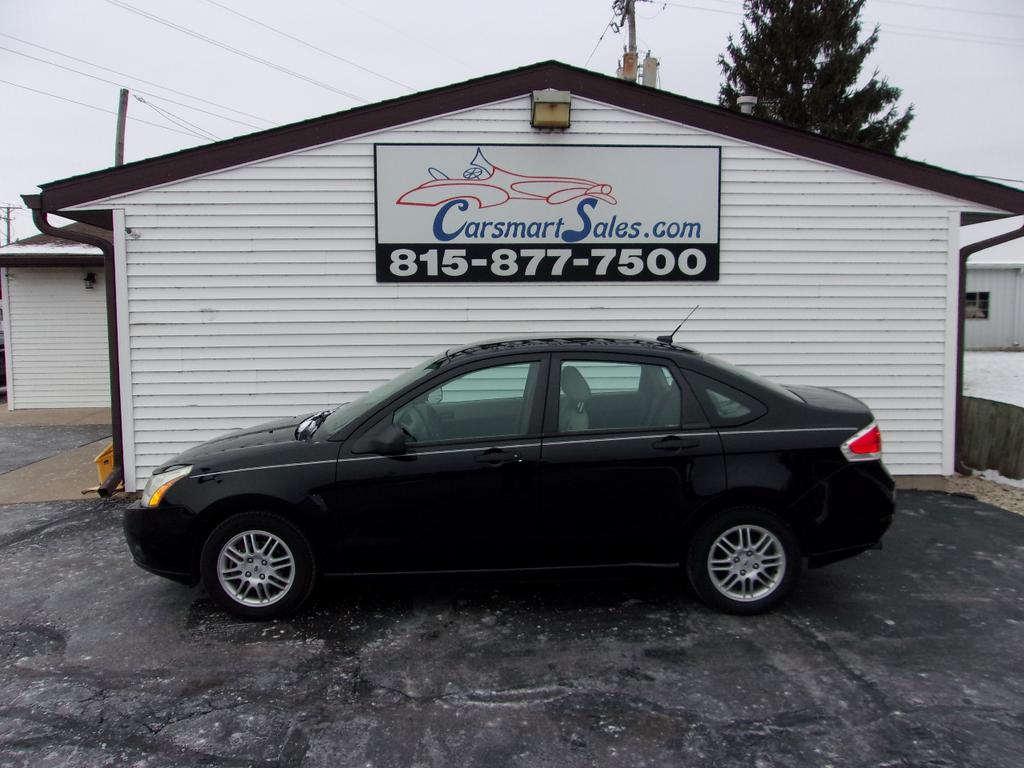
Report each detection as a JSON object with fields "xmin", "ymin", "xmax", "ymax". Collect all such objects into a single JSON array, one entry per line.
[
  {"xmin": 686, "ymin": 507, "xmax": 801, "ymax": 614},
  {"xmin": 200, "ymin": 511, "xmax": 315, "ymax": 619}
]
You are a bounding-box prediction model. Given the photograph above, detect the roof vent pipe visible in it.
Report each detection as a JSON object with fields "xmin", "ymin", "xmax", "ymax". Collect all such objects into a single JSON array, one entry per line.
[{"xmin": 737, "ymin": 95, "xmax": 758, "ymax": 115}]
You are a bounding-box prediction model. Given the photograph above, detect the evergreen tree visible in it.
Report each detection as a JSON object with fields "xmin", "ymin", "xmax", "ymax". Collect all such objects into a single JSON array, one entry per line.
[{"xmin": 719, "ymin": 0, "xmax": 913, "ymax": 152}]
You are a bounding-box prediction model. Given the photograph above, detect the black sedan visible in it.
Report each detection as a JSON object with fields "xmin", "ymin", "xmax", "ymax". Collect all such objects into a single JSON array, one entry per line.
[{"xmin": 124, "ymin": 337, "xmax": 894, "ymax": 619}]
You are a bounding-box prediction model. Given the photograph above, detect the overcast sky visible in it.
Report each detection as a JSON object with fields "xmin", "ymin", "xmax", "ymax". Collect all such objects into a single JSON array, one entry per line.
[{"xmin": 2, "ymin": 0, "xmax": 1022, "ymax": 243}]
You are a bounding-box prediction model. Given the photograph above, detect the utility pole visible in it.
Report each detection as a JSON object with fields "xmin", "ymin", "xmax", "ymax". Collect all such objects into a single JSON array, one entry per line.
[
  {"xmin": 114, "ymin": 88, "xmax": 129, "ymax": 166},
  {"xmin": 615, "ymin": 0, "xmax": 638, "ymax": 82},
  {"xmin": 0, "ymin": 205, "xmax": 19, "ymax": 246}
]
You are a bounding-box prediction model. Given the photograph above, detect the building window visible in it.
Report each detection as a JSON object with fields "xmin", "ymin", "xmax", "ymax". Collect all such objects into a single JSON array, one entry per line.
[{"xmin": 965, "ymin": 292, "xmax": 990, "ymax": 319}]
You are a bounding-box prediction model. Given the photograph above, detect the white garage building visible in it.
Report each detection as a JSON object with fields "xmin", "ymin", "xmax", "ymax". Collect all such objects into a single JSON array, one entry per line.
[
  {"xmin": 0, "ymin": 225, "xmax": 110, "ymax": 409},
  {"xmin": 21, "ymin": 62, "xmax": 1024, "ymax": 492}
]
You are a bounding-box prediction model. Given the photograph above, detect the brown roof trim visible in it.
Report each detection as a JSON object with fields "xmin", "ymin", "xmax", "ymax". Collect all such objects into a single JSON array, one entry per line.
[
  {"xmin": 58, "ymin": 209, "xmax": 114, "ymax": 230},
  {"xmin": 961, "ymin": 212, "xmax": 1015, "ymax": 227},
  {"xmin": 0, "ymin": 254, "xmax": 104, "ymax": 268},
  {"xmin": 36, "ymin": 60, "xmax": 1024, "ymax": 214}
]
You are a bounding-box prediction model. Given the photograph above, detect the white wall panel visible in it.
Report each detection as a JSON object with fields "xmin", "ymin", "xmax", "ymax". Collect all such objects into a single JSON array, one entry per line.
[
  {"xmin": 87, "ymin": 95, "xmax": 977, "ymax": 487},
  {"xmin": 964, "ymin": 267, "xmax": 1024, "ymax": 349},
  {"xmin": 5, "ymin": 268, "xmax": 109, "ymax": 408}
]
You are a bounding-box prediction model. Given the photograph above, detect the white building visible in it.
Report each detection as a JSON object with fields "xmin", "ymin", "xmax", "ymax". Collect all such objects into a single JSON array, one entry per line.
[
  {"xmin": 0, "ymin": 225, "xmax": 110, "ymax": 409},
  {"xmin": 16, "ymin": 63, "xmax": 1024, "ymax": 490},
  {"xmin": 964, "ymin": 216, "xmax": 1024, "ymax": 350}
]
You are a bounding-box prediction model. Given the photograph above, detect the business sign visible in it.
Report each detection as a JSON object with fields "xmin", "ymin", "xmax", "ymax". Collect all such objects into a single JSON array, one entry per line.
[{"xmin": 373, "ymin": 144, "xmax": 720, "ymax": 283}]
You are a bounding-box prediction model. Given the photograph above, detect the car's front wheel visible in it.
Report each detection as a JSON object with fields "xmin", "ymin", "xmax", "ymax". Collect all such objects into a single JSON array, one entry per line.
[
  {"xmin": 686, "ymin": 507, "xmax": 801, "ymax": 614},
  {"xmin": 200, "ymin": 511, "xmax": 315, "ymax": 619}
]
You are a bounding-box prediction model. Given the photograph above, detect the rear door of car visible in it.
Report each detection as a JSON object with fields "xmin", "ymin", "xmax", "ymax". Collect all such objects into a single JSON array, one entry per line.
[{"xmin": 537, "ymin": 352, "xmax": 726, "ymax": 566}]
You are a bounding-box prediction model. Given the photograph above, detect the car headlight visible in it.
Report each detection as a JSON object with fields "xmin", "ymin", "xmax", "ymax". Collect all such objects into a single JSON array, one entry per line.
[{"xmin": 141, "ymin": 465, "xmax": 192, "ymax": 507}]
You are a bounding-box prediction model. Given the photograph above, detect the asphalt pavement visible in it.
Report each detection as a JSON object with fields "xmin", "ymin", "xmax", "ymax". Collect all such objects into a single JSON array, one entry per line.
[{"xmin": 0, "ymin": 491, "xmax": 1022, "ymax": 767}]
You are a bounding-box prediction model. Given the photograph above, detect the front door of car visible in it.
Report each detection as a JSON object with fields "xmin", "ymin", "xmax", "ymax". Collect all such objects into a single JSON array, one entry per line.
[
  {"xmin": 538, "ymin": 354, "xmax": 726, "ymax": 566},
  {"xmin": 330, "ymin": 355, "xmax": 547, "ymax": 573}
]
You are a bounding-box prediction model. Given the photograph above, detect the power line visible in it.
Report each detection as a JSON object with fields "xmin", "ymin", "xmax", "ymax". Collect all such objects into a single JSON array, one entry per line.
[
  {"xmin": 645, "ymin": 0, "xmax": 1024, "ymax": 17},
  {"xmin": 585, "ymin": 13, "xmax": 619, "ymax": 68},
  {"xmin": 640, "ymin": 0, "xmax": 1024, "ymax": 46},
  {"xmin": 0, "ymin": 32, "xmax": 276, "ymax": 126},
  {"xmin": 0, "ymin": 44, "xmax": 267, "ymax": 130},
  {"xmin": 0, "ymin": 78, "xmax": 209, "ymax": 140},
  {"xmin": 637, "ymin": 0, "xmax": 741, "ymax": 18},
  {"xmin": 637, "ymin": 1, "xmax": 670, "ymax": 20},
  {"xmin": 874, "ymin": 0, "xmax": 1024, "ymax": 20},
  {"xmin": 134, "ymin": 94, "xmax": 220, "ymax": 141},
  {"xmin": 877, "ymin": 23, "xmax": 1024, "ymax": 47},
  {"xmin": 201, "ymin": 0, "xmax": 414, "ymax": 91},
  {"xmin": 100, "ymin": 0, "xmax": 368, "ymax": 103},
  {"xmin": 335, "ymin": 0, "xmax": 477, "ymax": 73}
]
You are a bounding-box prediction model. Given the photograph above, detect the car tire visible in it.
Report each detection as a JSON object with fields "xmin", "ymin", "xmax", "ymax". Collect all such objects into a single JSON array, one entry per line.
[
  {"xmin": 200, "ymin": 511, "xmax": 315, "ymax": 620},
  {"xmin": 686, "ymin": 507, "xmax": 801, "ymax": 615}
]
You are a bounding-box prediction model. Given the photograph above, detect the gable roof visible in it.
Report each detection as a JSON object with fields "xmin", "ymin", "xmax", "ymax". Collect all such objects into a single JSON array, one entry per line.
[
  {"xmin": 3, "ymin": 222, "xmax": 109, "ymax": 250},
  {"xmin": 34, "ymin": 60, "xmax": 1024, "ymax": 215},
  {"xmin": 0, "ymin": 222, "xmax": 106, "ymax": 267}
]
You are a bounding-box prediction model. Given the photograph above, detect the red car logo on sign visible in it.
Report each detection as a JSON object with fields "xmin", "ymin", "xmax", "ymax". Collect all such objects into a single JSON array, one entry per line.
[{"xmin": 396, "ymin": 148, "xmax": 617, "ymax": 209}]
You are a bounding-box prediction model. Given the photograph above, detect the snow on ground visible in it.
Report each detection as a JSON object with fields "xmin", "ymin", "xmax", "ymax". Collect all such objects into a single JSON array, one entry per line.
[
  {"xmin": 963, "ymin": 351, "xmax": 1024, "ymax": 409},
  {"xmin": 975, "ymin": 469, "xmax": 1024, "ymax": 490}
]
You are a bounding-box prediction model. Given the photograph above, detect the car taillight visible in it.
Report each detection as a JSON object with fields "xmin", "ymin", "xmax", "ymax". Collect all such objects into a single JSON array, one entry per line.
[{"xmin": 841, "ymin": 422, "xmax": 882, "ymax": 462}]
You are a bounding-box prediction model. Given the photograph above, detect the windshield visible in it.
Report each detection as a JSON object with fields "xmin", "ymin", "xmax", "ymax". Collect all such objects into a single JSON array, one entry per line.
[
  {"xmin": 317, "ymin": 355, "xmax": 445, "ymax": 436},
  {"xmin": 702, "ymin": 354, "xmax": 804, "ymax": 402}
]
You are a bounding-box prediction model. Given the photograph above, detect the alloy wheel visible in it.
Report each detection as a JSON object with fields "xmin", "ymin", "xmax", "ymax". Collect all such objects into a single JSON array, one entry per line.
[
  {"xmin": 706, "ymin": 524, "xmax": 787, "ymax": 602},
  {"xmin": 216, "ymin": 529, "xmax": 296, "ymax": 607}
]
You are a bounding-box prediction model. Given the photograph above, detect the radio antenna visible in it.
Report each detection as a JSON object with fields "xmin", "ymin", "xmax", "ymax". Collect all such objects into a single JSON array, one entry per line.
[{"xmin": 656, "ymin": 305, "xmax": 700, "ymax": 344}]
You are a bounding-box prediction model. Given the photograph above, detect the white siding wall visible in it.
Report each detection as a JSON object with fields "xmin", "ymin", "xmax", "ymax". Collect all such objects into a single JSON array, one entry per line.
[
  {"xmin": 5, "ymin": 268, "xmax": 110, "ymax": 409},
  {"xmin": 965, "ymin": 266, "xmax": 1024, "ymax": 349},
  {"xmin": 87, "ymin": 96, "xmax": 973, "ymax": 488}
]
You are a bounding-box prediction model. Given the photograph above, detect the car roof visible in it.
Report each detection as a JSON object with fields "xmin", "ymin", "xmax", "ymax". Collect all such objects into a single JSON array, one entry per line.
[{"xmin": 442, "ymin": 335, "xmax": 702, "ymax": 362}]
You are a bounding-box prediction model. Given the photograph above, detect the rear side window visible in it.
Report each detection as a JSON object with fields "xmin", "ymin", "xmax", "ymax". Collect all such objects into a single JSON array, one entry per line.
[
  {"xmin": 684, "ymin": 370, "xmax": 767, "ymax": 426},
  {"xmin": 556, "ymin": 360, "xmax": 706, "ymax": 433}
]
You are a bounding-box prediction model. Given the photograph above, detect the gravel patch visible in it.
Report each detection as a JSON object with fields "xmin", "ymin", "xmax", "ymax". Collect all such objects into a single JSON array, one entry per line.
[{"xmin": 945, "ymin": 474, "xmax": 1024, "ymax": 516}]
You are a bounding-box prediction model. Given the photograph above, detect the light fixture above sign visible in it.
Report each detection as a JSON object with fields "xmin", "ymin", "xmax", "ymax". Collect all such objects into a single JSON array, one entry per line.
[{"xmin": 531, "ymin": 90, "xmax": 572, "ymax": 129}]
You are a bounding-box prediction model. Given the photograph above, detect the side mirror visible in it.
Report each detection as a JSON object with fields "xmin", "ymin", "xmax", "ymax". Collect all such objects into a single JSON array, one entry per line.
[{"xmin": 352, "ymin": 423, "xmax": 407, "ymax": 456}]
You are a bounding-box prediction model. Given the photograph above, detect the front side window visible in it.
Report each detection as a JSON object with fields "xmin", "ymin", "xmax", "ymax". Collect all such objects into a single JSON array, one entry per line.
[
  {"xmin": 556, "ymin": 360, "xmax": 700, "ymax": 433},
  {"xmin": 393, "ymin": 361, "xmax": 539, "ymax": 443}
]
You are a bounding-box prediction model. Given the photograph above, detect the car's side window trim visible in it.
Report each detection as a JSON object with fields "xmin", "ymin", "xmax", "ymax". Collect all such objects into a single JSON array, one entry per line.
[
  {"xmin": 345, "ymin": 354, "xmax": 550, "ymax": 454},
  {"xmin": 541, "ymin": 352, "xmax": 709, "ymax": 437}
]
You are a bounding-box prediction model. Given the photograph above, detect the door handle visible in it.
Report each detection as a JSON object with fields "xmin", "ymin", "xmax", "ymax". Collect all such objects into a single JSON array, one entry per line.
[
  {"xmin": 475, "ymin": 449, "xmax": 523, "ymax": 466},
  {"xmin": 652, "ymin": 436, "xmax": 700, "ymax": 451}
]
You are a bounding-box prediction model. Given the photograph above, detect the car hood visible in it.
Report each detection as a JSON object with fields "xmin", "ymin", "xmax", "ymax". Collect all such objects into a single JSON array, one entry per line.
[{"xmin": 162, "ymin": 413, "xmax": 318, "ymax": 469}]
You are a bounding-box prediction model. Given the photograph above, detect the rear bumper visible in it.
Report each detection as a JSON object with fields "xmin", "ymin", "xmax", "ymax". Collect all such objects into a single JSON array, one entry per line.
[
  {"xmin": 807, "ymin": 526, "xmax": 891, "ymax": 568},
  {"xmin": 123, "ymin": 503, "xmax": 199, "ymax": 585},
  {"xmin": 804, "ymin": 461, "xmax": 895, "ymax": 565}
]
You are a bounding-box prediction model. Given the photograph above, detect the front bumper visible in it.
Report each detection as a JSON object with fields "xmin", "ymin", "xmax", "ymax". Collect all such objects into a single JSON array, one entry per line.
[{"xmin": 123, "ymin": 502, "xmax": 199, "ymax": 585}]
